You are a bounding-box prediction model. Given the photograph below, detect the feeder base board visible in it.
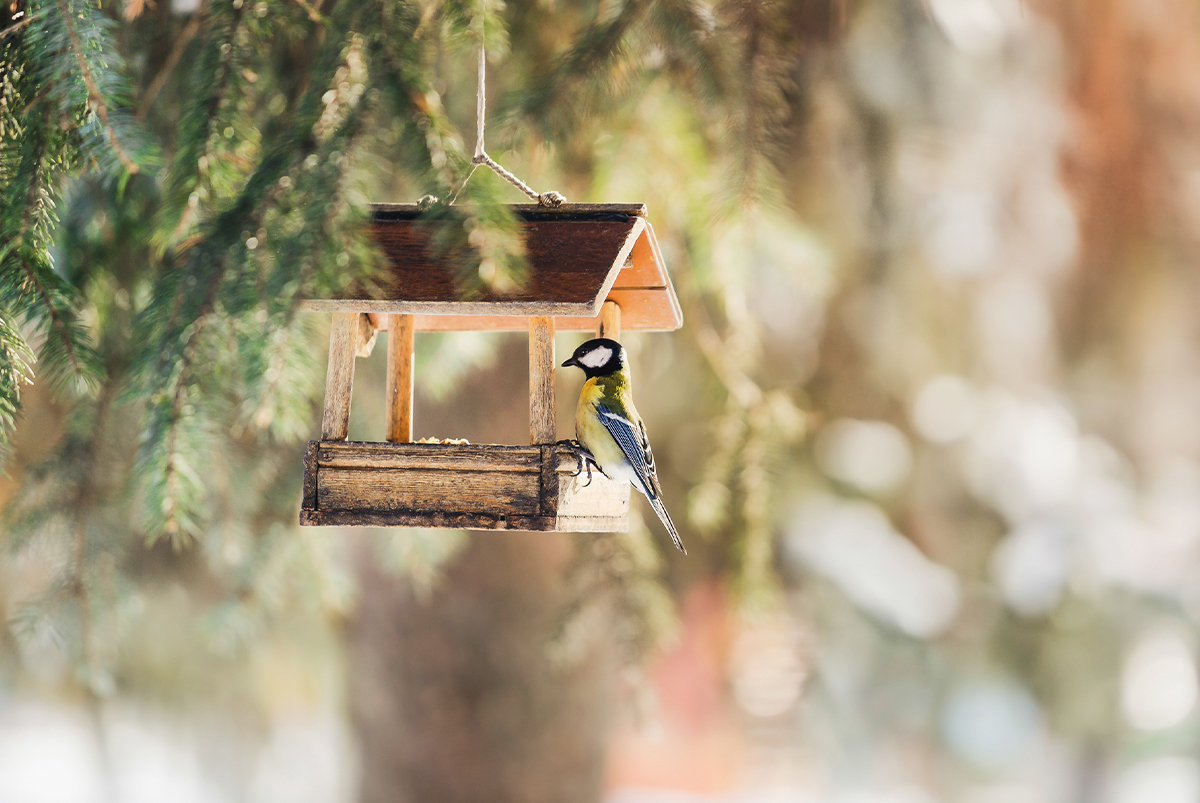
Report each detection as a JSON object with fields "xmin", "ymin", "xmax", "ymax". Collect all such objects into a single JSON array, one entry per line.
[
  {"xmin": 299, "ymin": 509, "xmax": 628, "ymax": 532},
  {"xmin": 300, "ymin": 441, "xmax": 630, "ymax": 533}
]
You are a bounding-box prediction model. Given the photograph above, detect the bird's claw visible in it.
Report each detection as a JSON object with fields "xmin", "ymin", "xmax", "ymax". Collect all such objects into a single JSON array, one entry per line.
[{"xmin": 556, "ymin": 439, "xmax": 601, "ymax": 487}]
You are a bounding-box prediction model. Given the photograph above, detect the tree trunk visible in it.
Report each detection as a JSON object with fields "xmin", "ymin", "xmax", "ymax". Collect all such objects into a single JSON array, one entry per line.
[{"xmin": 349, "ymin": 532, "xmax": 614, "ymax": 803}]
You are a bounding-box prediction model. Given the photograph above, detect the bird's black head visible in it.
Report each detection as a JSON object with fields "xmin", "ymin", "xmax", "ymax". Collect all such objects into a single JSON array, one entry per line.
[{"xmin": 561, "ymin": 338, "xmax": 625, "ymax": 378}]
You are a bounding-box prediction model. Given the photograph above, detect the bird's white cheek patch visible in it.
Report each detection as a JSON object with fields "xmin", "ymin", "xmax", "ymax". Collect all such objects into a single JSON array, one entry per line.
[{"xmin": 579, "ymin": 346, "xmax": 613, "ymax": 369}]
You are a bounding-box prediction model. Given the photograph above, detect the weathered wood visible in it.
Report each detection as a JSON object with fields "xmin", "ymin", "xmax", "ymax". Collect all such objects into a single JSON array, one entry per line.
[
  {"xmin": 323, "ymin": 218, "xmax": 682, "ymax": 332},
  {"xmin": 507, "ymin": 515, "xmax": 630, "ymax": 533},
  {"xmin": 356, "ymin": 312, "xmax": 378, "ymax": 358},
  {"xmin": 321, "ymin": 312, "xmax": 358, "ymax": 441},
  {"xmin": 301, "ymin": 508, "xmax": 507, "ymax": 529},
  {"xmin": 300, "ymin": 508, "xmax": 627, "ymax": 532},
  {"xmin": 557, "ymin": 471, "xmax": 631, "ymax": 519},
  {"xmin": 539, "ymin": 445, "xmax": 559, "ymax": 517},
  {"xmin": 302, "ymin": 441, "xmax": 319, "ymax": 510},
  {"xmin": 598, "ymin": 300, "xmax": 621, "ymax": 340},
  {"xmin": 621, "ymin": 220, "xmax": 670, "ymax": 287},
  {"xmin": 319, "ymin": 466, "xmax": 540, "ymax": 516},
  {"xmin": 304, "ymin": 298, "xmax": 600, "ymax": 316},
  {"xmin": 369, "ymin": 202, "xmax": 648, "ymax": 218},
  {"xmin": 361, "ymin": 288, "xmax": 679, "ymax": 335},
  {"xmin": 529, "ymin": 317, "xmax": 556, "ymax": 445},
  {"xmin": 301, "ymin": 214, "xmax": 646, "ymax": 315},
  {"xmin": 355, "ymin": 216, "xmax": 640, "ymax": 308},
  {"xmin": 317, "ymin": 441, "xmax": 540, "ymax": 472},
  {"xmin": 385, "ymin": 314, "xmax": 414, "ymax": 443},
  {"xmin": 299, "ymin": 441, "xmax": 630, "ymax": 532},
  {"xmin": 363, "ymin": 298, "xmax": 674, "ymax": 333}
]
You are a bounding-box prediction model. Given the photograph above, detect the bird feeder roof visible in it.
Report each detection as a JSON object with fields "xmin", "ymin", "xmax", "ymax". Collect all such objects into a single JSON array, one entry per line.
[{"xmin": 301, "ymin": 203, "xmax": 682, "ymax": 332}]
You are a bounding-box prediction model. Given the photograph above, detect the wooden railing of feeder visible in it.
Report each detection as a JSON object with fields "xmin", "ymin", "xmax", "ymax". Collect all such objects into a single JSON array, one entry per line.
[{"xmin": 298, "ymin": 203, "xmax": 682, "ymax": 532}]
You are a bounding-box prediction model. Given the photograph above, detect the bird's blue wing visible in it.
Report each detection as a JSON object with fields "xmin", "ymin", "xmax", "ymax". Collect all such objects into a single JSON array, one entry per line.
[
  {"xmin": 596, "ymin": 404, "xmax": 683, "ymax": 553},
  {"xmin": 596, "ymin": 404, "xmax": 660, "ymax": 499}
]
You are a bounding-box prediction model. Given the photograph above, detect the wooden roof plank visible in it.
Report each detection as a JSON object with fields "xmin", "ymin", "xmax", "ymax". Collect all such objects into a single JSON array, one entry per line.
[
  {"xmin": 302, "ymin": 205, "xmax": 681, "ymax": 331},
  {"xmin": 369, "ymin": 202, "xmax": 648, "ymax": 218}
]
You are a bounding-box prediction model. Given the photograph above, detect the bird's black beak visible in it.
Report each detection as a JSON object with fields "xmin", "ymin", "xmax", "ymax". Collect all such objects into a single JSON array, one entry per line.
[{"xmin": 561, "ymin": 356, "xmax": 579, "ymax": 368}]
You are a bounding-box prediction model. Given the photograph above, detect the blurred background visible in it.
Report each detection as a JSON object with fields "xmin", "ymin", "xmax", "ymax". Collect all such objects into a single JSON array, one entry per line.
[{"xmin": 3, "ymin": 0, "xmax": 1200, "ymax": 801}]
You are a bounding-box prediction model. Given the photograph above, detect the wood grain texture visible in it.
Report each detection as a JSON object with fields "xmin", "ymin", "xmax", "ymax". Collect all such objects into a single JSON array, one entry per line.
[
  {"xmin": 618, "ymin": 220, "xmax": 670, "ymax": 288},
  {"xmin": 300, "ymin": 509, "xmax": 626, "ymax": 532},
  {"xmin": 317, "ymin": 441, "xmax": 540, "ymax": 472},
  {"xmin": 529, "ymin": 317, "xmax": 556, "ymax": 445},
  {"xmin": 356, "ymin": 312, "xmax": 378, "ymax": 358},
  {"xmin": 556, "ymin": 471, "xmax": 630, "ymax": 519},
  {"xmin": 302, "ymin": 210, "xmax": 647, "ymax": 314},
  {"xmin": 303, "ymin": 298, "xmax": 599, "ymax": 316},
  {"xmin": 301, "ymin": 508, "xmax": 506, "ymax": 529},
  {"xmin": 541, "ymin": 515, "xmax": 629, "ymax": 533},
  {"xmin": 368, "ymin": 202, "xmax": 647, "ymax": 218},
  {"xmin": 319, "ymin": 466, "xmax": 539, "ymax": 515},
  {"xmin": 316, "ymin": 213, "xmax": 683, "ymax": 332},
  {"xmin": 358, "ymin": 290, "xmax": 680, "ymax": 333},
  {"xmin": 321, "ymin": 312, "xmax": 358, "ymax": 441},
  {"xmin": 539, "ymin": 445, "xmax": 559, "ymax": 517},
  {"xmin": 385, "ymin": 314, "xmax": 414, "ymax": 443},
  {"xmin": 598, "ymin": 300, "xmax": 621, "ymax": 340},
  {"xmin": 361, "ymin": 217, "xmax": 639, "ymax": 307},
  {"xmin": 299, "ymin": 441, "xmax": 629, "ymax": 532},
  {"xmin": 507, "ymin": 515, "xmax": 629, "ymax": 533},
  {"xmin": 302, "ymin": 441, "xmax": 319, "ymax": 509}
]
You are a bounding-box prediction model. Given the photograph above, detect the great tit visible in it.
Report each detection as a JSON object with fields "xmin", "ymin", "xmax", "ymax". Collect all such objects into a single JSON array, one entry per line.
[{"xmin": 561, "ymin": 338, "xmax": 685, "ymax": 554}]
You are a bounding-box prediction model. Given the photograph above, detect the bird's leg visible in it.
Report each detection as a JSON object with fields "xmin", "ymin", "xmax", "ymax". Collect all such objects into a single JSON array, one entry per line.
[
  {"xmin": 577, "ymin": 452, "xmax": 603, "ymax": 487},
  {"xmin": 556, "ymin": 438, "xmax": 587, "ymax": 477},
  {"xmin": 556, "ymin": 439, "xmax": 600, "ymax": 485}
]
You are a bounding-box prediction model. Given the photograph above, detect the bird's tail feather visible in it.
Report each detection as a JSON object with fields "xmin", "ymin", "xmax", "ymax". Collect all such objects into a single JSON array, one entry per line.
[{"xmin": 649, "ymin": 495, "xmax": 686, "ymax": 555}]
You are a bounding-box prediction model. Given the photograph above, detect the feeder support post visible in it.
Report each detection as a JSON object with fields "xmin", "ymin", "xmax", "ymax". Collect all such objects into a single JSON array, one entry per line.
[
  {"xmin": 530, "ymin": 316, "xmax": 556, "ymax": 444},
  {"xmin": 386, "ymin": 314, "xmax": 415, "ymax": 443},
  {"xmin": 355, "ymin": 313, "xmax": 378, "ymax": 357},
  {"xmin": 322, "ymin": 312, "xmax": 359, "ymax": 441},
  {"xmin": 598, "ymin": 300, "xmax": 621, "ymax": 340}
]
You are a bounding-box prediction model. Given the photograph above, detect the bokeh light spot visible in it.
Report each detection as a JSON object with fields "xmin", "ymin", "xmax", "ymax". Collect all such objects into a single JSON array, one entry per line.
[
  {"xmin": 816, "ymin": 419, "xmax": 913, "ymax": 494},
  {"xmin": 1121, "ymin": 631, "xmax": 1197, "ymax": 731},
  {"xmin": 940, "ymin": 680, "xmax": 1041, "ymax": 770},
  {"xmin": 912, "ymin": 375, "xmax": 978, "ymax": 444}
]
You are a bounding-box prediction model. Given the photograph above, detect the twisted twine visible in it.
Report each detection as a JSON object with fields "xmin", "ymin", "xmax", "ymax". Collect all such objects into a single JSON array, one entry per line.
[{"xmin": 441, "ymin": 45, "xmax": 566, "ymax": 208}]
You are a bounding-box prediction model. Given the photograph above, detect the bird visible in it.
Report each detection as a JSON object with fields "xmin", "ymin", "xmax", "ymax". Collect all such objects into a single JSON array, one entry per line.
[{"xmin": 561, "ymin": 338, "xmax": 685, "ymax": 554}]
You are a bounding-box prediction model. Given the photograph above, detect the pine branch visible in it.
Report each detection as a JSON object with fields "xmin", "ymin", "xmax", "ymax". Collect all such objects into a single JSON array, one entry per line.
[
  {"xmin": 155, "ymin": 0, "xmax": 250, "ymax": 249},
  {"xmin": 0, "ymin": 119, "xmax": 103, "ymax": 397},
  {"xmin": 136, "ymin": 0, "xmax": 206, "ymax": 117},
  {"xmin": 0, "ymin": 10, "xmax": 41, "ymax": 40},
  {"xmin": 0, "ymin": 310, "xmax": 35, "ymax": 462},
  {"xmin": 712, "ymin": 0, "xmax": 793, "ymax": 218},
  {"xmin": 53, "ymin": 0, "xmax": 140, "ymax": 174},
  {"xmin": 645, "ymin": 0, "xmax": 732, "ymax": 103},
  {"xmin": 14, "ymin": 170, "xmax": 83, "ymax": 379},
  {"xmin": 362, "ymin": 4, "xmax": 528, "ymax": 292},
  {"xmin": 502, "ymin": 0, "xmax": 648, "ymax": 136},
  {"xmin": 134, "ymin": 0, "xmax": 373, "ymax": 543}
]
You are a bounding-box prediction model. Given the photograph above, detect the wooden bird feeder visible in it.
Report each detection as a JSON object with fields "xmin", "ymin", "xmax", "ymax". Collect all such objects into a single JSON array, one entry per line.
[{"xmin": 299, "ymin": 202, "xmax": 682, "ymax": 532}]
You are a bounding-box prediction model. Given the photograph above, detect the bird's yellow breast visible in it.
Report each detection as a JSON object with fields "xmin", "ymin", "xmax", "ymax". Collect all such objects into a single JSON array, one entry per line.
[{"xmin": 574, "ymin": 376, "xmax": 633, "ymax": 475}]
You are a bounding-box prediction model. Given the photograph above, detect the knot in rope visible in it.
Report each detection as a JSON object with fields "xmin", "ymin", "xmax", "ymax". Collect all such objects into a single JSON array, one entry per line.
[{"xmin": 443, "ymin": 46, "xmax": 567, "ymax": 208}]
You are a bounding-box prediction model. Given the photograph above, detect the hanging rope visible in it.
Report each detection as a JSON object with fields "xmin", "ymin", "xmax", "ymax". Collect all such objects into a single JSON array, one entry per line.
[{"xmin": 444, "ymin": 45, "xmax": 566, "ymax": 208}]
